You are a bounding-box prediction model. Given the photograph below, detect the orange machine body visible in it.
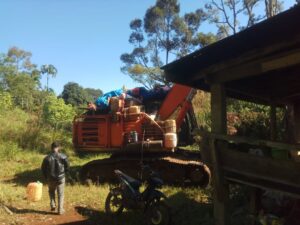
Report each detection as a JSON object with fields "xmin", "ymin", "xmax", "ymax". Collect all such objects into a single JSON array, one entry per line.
[{"xmin": 73, "ymin": 84, "xmax": 196, "ymax": 152}]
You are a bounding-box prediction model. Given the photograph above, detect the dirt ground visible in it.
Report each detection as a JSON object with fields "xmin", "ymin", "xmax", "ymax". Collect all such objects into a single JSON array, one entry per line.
[
  {"xmin": 1, "ymin": 205, "xmax": 92, "ymax": 225},
  {"xmin": 11, "ymin": 210, "xmax": 86, "ymax": 225}
]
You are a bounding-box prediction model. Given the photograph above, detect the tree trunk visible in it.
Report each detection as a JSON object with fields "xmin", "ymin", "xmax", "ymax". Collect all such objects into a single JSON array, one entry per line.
[{"xmin": 47, "ymin": 74, "xmax": 49, "ymax": 92}]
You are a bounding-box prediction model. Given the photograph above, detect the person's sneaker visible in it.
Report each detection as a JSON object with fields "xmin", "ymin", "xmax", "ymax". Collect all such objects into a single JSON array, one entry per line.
[{"xmin": 51, "ymin": 207, "xmax": 56, "ymax": 212}]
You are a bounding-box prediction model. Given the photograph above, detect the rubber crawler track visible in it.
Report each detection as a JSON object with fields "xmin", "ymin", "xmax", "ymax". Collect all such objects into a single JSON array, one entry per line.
[{"xmin": 80, "ymin": 151, "xmax": 211, "ymax": 187}]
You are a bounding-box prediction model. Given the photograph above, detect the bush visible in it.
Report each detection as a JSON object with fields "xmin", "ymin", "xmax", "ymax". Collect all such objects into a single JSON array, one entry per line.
[
  {"xmin": 0, "ymin": 108, "xmax": 30, "ymax": 144},
  {"xmin": 193, "ymin": 91, "xmax": 211, "ymax": 131},
  {"xmin": 0, "ymin": 141, "xmax": 21, "ymax": 161},
  {"xmin": 43, "ymin": 94, "xmax": 75, "ymax": 129},
  {"xmin": 0, "ymin": 91, "xmax": 13, "ymax": 110}
]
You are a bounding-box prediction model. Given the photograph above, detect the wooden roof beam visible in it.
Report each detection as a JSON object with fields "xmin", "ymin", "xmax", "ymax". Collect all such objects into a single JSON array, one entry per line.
[{"xmin": 188, "ymin": 47, "xmax": 300, "ymax": 84}]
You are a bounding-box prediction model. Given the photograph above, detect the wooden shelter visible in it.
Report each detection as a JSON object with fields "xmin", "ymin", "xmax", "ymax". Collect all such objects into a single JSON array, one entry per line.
[{"xmin": 162, "ymin": 4, "xmax": 300, "ymax": 225}]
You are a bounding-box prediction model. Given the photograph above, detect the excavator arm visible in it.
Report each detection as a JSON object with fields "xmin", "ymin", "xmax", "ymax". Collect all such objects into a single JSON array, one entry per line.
[{"xmin": 157, "ymin": 84, "xmax": 198, "ymax": 130}]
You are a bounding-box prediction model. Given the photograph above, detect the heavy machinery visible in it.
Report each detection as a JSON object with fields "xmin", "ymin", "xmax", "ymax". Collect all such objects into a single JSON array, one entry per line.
[{"xmin": 73, "ymin": 84, "xmax": 211, "ymax": 186}]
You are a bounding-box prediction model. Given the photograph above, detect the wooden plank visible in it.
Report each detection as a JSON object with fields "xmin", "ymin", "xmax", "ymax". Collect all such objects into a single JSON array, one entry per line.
[
  {"xmin": 191, "ymin": 46, "xmax": 300, "ymax": 84},
  {"xmin": 193, "ymin": 129, "xmax": 300, "ymax": 151},
  {"xmin": 220, "ymin": 149, "xmax": 300, "ymax": 190},
  {"xmin": 211, "ymin": 49, "xmax": 300, "ymax": 84},
  {"xmin": 225, "ymin": 175, "xmax": 300, "ymax": 198},
  {"xmin": 261, "ymin": 51, "xmax": 300, "ymax": 72}
]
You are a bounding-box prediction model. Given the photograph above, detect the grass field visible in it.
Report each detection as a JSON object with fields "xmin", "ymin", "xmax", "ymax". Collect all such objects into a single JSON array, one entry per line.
[{"xmin": 0, "ymin": 147, "xmax": 216, "ymax": 225}]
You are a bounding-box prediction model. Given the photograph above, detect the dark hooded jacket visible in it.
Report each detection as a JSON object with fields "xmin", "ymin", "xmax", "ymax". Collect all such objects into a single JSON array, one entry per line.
[{"xmin": 41, "ymin": 152, "xmax": 70, "ymax": 182}]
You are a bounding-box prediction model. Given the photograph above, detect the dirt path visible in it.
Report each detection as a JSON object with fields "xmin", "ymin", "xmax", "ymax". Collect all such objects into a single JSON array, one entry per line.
[
  {"xmin": 1, "ymin": 207, "xmax": 89, "ymax": 225},
  {"xmin": 20, "ymin": 210, "xmax": 87, "ymax": 225}
]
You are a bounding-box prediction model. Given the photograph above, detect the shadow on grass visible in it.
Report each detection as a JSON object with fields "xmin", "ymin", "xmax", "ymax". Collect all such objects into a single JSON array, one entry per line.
[
  {"xmin": 57, "ymin": 191, "xmax": 213, "ymax": 225},
  {"xmin": 7, "ymin": 205, "xmax": 57, "ymax": 215},
  {"xmin": 9, "ymin": 164, "xmax": 207, "ymax": 189},
  {"xmin": 6, "ymin": 165, "xmax": 83, "ymax": 186}
]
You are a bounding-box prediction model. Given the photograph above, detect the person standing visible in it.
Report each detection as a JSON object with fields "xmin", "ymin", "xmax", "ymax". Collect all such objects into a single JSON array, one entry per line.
[{"xmin": 41, "ymin": 142, "xmax": 70, "ymax": 215}]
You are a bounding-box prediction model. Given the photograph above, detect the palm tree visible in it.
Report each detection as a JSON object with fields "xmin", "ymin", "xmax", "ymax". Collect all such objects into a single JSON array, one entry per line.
[{"xmin": 41, "ymin": 64, "xmax": 57, "ymax": 92}]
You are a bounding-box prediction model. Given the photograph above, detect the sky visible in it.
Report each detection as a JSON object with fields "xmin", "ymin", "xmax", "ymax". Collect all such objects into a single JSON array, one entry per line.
[{"xmin": 0, "ymin": 0, "xmax": 297, "ymax": 94}]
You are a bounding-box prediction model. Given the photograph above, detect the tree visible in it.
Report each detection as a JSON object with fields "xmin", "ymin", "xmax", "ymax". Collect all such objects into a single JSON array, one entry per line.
[
  {"xmin": 0, "ymin": 47, "xmax": 41, "ymax": 87},
  {"xmin": 121, "ymin": 0, "xmax": 211, "ymax": 88},
  {"xmin": 84, "ymin": 88, "xmax": 103, "ymax": 101},
  {"xmin": 61, "ymin": 82, "xmax": 90, "ymax": 106},
  {"xmin": 43, "ymin": 93, "xmax": 75, "ymax": 128},
  {"xmin": 41, "ymin": 64, "xmax": 57, "ymax": 92},
  {"xmin": 4, "ymin": 74, "xmax": 37, "ymax": 109},
  {"xmin": 5, "ymin": 47, "xmax": 37, "ymax": 73},
  {"xmin": 264, "ymin": 0, "xmax": 283, "ymax": 18},
  {"xmin": 0, "ymin": 47, "xmax": 42, "ymax": 110},
  {"xmin": 205, "ymin": 0, "xmax": 283, "ymax": 38}
]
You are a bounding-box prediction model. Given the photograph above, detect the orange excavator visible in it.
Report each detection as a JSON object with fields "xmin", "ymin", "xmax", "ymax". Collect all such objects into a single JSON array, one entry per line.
[{"xmin": 73, "ymin": 84, "xmax": 210, "ymax": 186}]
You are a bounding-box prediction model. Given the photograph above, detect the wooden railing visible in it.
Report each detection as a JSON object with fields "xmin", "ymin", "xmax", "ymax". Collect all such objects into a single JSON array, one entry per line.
[{"xmin": 193, "ymin": 129, "xmax": 300, "ymax": 197}]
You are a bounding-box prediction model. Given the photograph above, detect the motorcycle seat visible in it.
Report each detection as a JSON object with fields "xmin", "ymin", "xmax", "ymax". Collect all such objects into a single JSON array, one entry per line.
[{"xmin": 115, "ymin": 170, "xmax": 141, "ymax": 190}]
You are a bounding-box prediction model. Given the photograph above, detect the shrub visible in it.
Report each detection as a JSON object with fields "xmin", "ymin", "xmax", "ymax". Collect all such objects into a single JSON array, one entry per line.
[
  {"xmin": 0, "ymin": 91, "xmax": 13, "ymax": 110},
  {"xmin": 193, "ymin": 91, "xmax": 211, "ymax": 131},
  {"xmin": 43, "ymin": 94, "xmax": 75, "ymax": 129},
  {"xmin": 0, "ymin": 141, "xmax": 21, "ymax": 161},
  {"xmin": 0, "ymin": 108, "xmax": 30, "ymax": 144}
]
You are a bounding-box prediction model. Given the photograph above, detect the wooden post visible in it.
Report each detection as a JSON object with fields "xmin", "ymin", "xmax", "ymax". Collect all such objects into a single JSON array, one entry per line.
[
  {"xmin": 270, "ymin": 104, "xmax": 277, "ymax": 141},
  {"xmin": 293, "ymin": 103, "xmax": 300, "ymax": 143},
  {"xmin": 249, "ymin": 187, "xmax": 258, "ymax": 225},
  {"xmin": 286, "ymin": 103, "xmax": 300, "ymax": 143},
  {"xmin": 210, "ymin": 84, "xmax": 229, "ymax": 225},
  {"xmin": 285, "ymin": 104, "xmax": 295, "ymax": 143}
]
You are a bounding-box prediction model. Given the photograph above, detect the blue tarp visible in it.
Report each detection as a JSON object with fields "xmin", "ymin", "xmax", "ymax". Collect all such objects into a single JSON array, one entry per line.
[
  {"xmin": 95, "ymin": 86, "xmax": 170, "ymax": 110},
  {"xmin": 126, "ymin": 86, "xmax": 170, "ymax": 102},
  {"xmin": 95, "ymin": 89, "xmax": 123, "ymax": 109}
]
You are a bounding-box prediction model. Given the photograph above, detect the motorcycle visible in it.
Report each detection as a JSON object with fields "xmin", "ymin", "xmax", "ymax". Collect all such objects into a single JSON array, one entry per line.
[{"xmin": 105, "ymin": 165, "xmax": 170, "ymax": 225}]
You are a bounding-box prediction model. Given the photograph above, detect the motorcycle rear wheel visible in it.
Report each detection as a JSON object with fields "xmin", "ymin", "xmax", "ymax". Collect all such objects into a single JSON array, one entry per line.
[
  {"xmin": 105, "ymin": 188, "xmax": 124, "ymax": 215},
  {"xmin": 146, "ymin": 201, "xmax": 170, "ymax": 225}
]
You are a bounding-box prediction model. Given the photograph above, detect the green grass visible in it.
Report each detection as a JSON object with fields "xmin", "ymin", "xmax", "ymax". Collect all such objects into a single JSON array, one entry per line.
[{"xmin": 0, "ymin": 145, "xmax": 214, "ymax": 225}]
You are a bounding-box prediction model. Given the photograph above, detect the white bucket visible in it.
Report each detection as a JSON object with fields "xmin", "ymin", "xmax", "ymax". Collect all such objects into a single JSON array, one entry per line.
[
  {"xmin": 164, "ymin": 120, "xmax": 176, "ymax": 133},
  {"xmin": 164, "ymin": 133, "xmax": 177, "ymax": 148}
]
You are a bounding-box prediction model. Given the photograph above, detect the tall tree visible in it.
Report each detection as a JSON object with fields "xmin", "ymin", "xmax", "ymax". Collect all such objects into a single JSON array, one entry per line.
[
  {"xmin": 6, "ymin": 47, "xmax": 37, "ymax": 73},
  {"xmin": 264, "ymin": 0, "xmax": 283, "ymax": 18},
  {"xmin": 43, "ymin": 93, "xmax": 75, "ymax": 137},
  {"xmin": 205, "ymin": 0, "xmax": 283, "ymax": 38},
  {"xmin": 84, "ymin": 88, "xmax": 103, "ymax": 101},
  {"xmin": 121, "ymin": 0, "xmax": 211, "ymax": 88},
  {"xmin": 61, "ymin": 82, "xmax": 90, "ymax": 106},
  {"xmin": 41, "ymin": 64, "xmax": 57, "ymax": 92},
  {"xmin": 0, "ymin": 47, "xmax": 42, "ymax": 110}
]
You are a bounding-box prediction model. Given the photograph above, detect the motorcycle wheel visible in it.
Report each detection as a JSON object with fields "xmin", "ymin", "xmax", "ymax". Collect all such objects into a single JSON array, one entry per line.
[
  {"xmin": 146, "ymin": 201, "xmax": 170, "ymax": 225},
  {"xmin": 105, "ymin": 188, "xmax": 124, "ymax": 215}
]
